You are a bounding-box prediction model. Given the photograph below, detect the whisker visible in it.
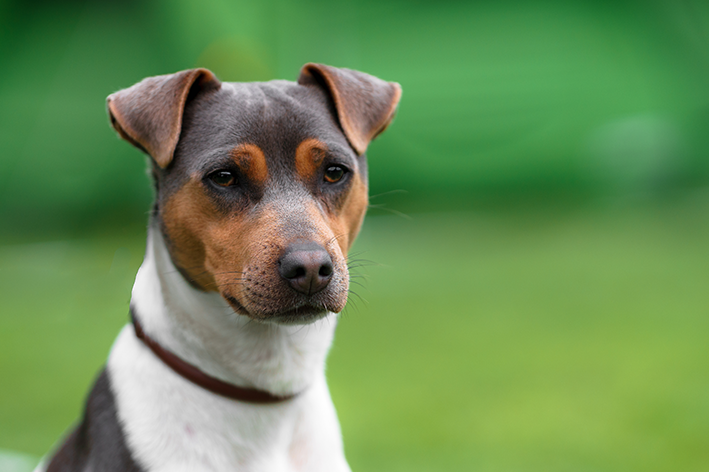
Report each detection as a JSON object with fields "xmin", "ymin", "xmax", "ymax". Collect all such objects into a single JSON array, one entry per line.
[
  {"xmin": 347, "ymin": 262, "xmax": 378, "ymax": 269},
  {"xmin": 369, "ymin": 189, "xmax": 408, "ymax": 200},
  {"xmin": 347, "ymin": 258, "xmax": 378, "ymax": 265},
  {"xmin": 347, "ymin": 289, "xmax": 367, "ymax": 305},
  {"xmin": 367, "ymin": 204, "xmax": 412, "ymax": 220},
  {"xmin": 326, "ymin": 233, "xmax": 348, "ymax": 248}
]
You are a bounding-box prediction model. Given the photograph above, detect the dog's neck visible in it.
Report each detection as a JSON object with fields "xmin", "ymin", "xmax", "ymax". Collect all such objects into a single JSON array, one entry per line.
[{"xmin": 128, "ymin": 223, "xmax": 338, "ymax": 397}]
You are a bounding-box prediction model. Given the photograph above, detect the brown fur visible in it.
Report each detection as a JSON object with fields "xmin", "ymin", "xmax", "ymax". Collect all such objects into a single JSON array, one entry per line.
[
  {"xmin": 326, "ymin": 173, "xmax": 369, "ymax": 254},
  {"xmin": 161, "ymin": 147, "xmax": 365, "ymax": 319},
  {"xmin": 109, "ymin": 64, "xmax": 400, "ymax": 322},
  {"xmin": 230, "ymin": 144, "xmax": 268, "ymax": 185},
  {"xmin": 294, "ymin": 138, "xmax": 327, "ymax": 181}
]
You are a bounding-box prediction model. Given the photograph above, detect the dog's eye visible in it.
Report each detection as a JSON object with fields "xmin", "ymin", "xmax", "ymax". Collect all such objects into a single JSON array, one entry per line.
[
  {"xmin": 209, "ymin": 171, "xmax": 236, "ymax": 187},
  {"xmin": 324, "ymin": 166, "xmax": 346, "ymax": 183}
]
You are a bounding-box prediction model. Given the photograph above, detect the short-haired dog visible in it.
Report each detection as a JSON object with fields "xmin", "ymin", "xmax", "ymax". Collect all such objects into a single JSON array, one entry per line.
[{"xmin": 39, "ymin": 63, "xmax": 401, "ymax": 472}]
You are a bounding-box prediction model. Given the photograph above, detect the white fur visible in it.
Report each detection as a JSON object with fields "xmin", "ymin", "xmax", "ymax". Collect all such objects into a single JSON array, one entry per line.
[{"xmin": 106, "ymin": 226, "xmax": 351, "ymax": 471}]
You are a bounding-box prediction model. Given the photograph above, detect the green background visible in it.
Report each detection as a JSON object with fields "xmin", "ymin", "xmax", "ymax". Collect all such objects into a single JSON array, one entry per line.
[{"xmin": 1, "ymin": 0, "xmax": 709, "ymax": 470}]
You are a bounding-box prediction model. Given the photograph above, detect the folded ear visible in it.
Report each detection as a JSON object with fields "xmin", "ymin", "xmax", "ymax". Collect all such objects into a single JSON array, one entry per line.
[
  {"xmin": 298, "ymin": 63, "xmax": 401, "ymax": 155},
  {"xmin": 107, "ymin": 69, "xmax": 221, "ymax": 168}
]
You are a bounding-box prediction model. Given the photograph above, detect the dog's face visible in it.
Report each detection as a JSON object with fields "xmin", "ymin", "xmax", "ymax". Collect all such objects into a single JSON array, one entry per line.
[{"xmin": 107, "ymin": 65, "xmax": 400, "ymax": 324}]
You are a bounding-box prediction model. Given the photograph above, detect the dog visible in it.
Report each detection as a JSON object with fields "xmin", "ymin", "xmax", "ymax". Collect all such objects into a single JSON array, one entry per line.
[{"xmin": 37, "ymin": 63, "xmax": 401, "ymax": 472}]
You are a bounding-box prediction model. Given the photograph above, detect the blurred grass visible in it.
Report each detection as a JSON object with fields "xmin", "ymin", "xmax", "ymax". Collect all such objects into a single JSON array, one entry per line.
[{"xmin": 2, "ymin": 195, "xmax": 708, "ymax": 471}]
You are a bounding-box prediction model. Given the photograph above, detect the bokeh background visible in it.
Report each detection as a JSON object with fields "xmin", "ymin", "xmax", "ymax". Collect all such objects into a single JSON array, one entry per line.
[{"xmin": 2, "ymin": 0, "xmax": 709, "ymax": 470}]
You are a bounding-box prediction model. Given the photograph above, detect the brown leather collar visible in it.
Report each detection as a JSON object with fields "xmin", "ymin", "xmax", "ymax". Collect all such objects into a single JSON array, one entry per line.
[{"xmin": 130, "ymin": 308, "xmax": 297, "ymax": 404}]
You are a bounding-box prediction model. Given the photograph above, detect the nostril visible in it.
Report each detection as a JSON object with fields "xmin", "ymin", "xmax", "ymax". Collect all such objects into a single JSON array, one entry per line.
[
  {"xmin": 279, "ymin": 260, "xmax": 308, "ymax": 280},
  {"xmin": 319, "ymin": 263, "xmax": 333, "ymax": 278}
]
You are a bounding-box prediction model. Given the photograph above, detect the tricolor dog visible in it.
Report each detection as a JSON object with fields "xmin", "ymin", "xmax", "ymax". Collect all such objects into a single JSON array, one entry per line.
[{"xmin": 39, "ymin": 63, "xmax": 401, "ymax": 472}]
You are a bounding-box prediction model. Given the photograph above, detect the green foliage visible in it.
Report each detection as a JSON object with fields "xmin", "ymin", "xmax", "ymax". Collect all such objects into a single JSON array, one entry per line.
[{"xmin": 2, "ymin": 0, "xmax": 709, "ymax": 235}]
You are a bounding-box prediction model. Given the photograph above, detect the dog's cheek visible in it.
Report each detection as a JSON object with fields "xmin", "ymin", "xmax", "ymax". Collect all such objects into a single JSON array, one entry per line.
[
  {"xmin": 161, "ymin": 180, "xmax": 225, "ymax": 291},
  {"xmin": 213, "ymin": 205, "xmax": 293, "ymax": 314},
  {"xmin": 328, "ymin": 173, "xmax": 369, "ymax": 255},
  {"xmin": 205, "ymin": 218, "xmax": 265, "ymax": 303}
]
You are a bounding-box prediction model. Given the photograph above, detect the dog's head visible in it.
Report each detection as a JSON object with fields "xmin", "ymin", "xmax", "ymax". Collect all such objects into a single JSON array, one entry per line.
[{"xmin": 107, "ymin": 64, "xmax": 400, "ymax": 324}]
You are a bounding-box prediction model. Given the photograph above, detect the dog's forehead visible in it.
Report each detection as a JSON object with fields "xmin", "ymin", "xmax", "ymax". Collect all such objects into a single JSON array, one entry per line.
[{"xmin": 174, "ymin": 79, "xmax": 354, "ymax": 175}]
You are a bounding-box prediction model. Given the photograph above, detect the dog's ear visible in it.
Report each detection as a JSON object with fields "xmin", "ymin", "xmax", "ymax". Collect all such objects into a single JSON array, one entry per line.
[
  {"xmin": 107, "ymin": 69, "xmax": 221, "ymax": 168},
  {"xmin": 298, "ymin": 63, "xmax": 401, "ymax": 155}
]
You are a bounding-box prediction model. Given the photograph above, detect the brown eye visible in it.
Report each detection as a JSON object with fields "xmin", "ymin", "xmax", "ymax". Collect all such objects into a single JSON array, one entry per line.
[
  {"xmin": 209, "ymin": 171, "xmax": 236, "ymax": 187},
  {"xmin": 324, "ymin": 166, "xmax": 345, "ymax": 183}
]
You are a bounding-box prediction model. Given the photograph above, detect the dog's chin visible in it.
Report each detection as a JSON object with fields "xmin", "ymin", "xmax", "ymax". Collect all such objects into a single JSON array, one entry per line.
[
  {"xmin": 267, "ymin": 306, "xmax": 331, "ymax": 325},
  {"xmin": 223, "ymin": 295, "xmax": 331, "ymax": 325}
]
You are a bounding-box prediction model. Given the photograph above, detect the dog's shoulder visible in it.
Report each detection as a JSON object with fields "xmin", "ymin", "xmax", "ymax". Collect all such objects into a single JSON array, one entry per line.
[{"xmin": 45, "ymin": 369, "xmax": 143, "ymax": 472}]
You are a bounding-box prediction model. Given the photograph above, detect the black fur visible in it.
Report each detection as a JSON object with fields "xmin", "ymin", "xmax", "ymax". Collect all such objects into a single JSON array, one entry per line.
[{"xmin": 46, "ymin": 369, "xmax": 142, "ymax": 472}]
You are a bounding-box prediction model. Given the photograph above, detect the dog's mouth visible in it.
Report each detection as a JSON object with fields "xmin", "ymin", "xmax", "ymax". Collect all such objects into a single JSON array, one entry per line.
[
  {"xmin": 223, "ymin": 294, "xmax": 329, "ymax": 325},
  {"xmin": 268, "ymin": 305, "xmax": 329, "ymax": 325}
]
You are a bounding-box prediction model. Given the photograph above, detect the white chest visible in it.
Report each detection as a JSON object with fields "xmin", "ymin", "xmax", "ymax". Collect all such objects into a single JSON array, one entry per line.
[{"xmin": 107, "ymin": 327, "xmax": 350, "ymax": 472}]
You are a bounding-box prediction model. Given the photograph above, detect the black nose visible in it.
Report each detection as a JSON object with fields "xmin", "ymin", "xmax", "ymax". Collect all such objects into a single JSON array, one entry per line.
[{"xmin": 278, "ymin": 242, "xmax": 334, "ymax": 295}]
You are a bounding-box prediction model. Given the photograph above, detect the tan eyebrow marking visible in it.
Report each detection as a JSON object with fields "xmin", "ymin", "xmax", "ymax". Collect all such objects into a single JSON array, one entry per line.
[
  {"xmin": 295, "ymin": 138, "xmax": 327, "ymax": 181},
  {"xmin": 230, "ymin": 143, "xmax": 268, "ymax": 184}
]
